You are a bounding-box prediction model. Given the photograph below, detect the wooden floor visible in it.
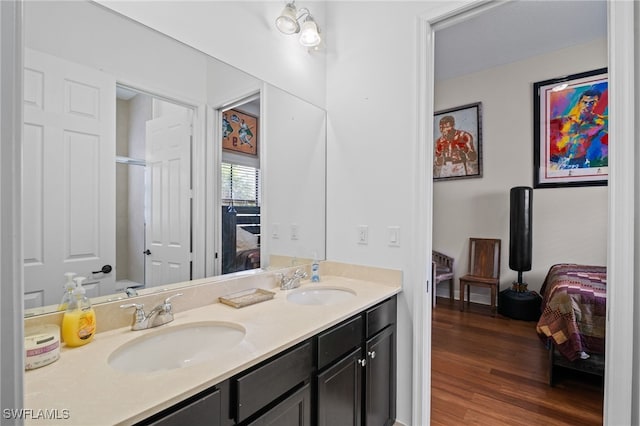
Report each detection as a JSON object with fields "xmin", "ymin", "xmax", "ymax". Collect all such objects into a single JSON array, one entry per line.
[{"xmin": 431, "ymin": 298, "xmax": 604, "ymax": 426}]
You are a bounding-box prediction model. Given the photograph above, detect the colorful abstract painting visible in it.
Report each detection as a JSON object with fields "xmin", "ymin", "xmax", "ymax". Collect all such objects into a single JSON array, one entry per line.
[{"xmin": 534, "ymin": 68, "xmax": 608, "ymax": 188}]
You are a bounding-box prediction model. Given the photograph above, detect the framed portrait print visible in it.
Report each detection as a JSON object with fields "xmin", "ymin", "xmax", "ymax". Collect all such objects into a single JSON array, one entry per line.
[
  {"xmin": 222, "ymin": 109, "xmax": 258, "ymax": 156},
  {"xmin": 533, "ymin": 68, "xmax": 608, "ymax": 188},
  {"xmin": 433, "ymin": 102, "xmax": 483, "ymax": 181}
]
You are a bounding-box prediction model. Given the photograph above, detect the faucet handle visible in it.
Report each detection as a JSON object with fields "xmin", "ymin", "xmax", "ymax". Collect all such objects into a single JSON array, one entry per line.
[
  {"xmin": 163, "ymin": 293, "xmax": 183, "ymax": 305},
  {"xmin": 294, "ymin": 269, "xmax": 308, "ymax": 279},
  {"xmin": 120, "ymin": 303, "xmax": 146, "ymax": 327},
  {"xmin": 160, "ymin": 293, "xmax": 183, "ymax": 313},
  {"xmin": 120, "ymin": 303, "xmax": 144, "ymax": 311}
]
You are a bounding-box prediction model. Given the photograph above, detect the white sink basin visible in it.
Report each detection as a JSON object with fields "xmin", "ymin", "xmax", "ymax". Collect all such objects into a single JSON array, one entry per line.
[
  {"xmin": 108, "ymin": 321, "xmax": 246, "ymax": 373},
  {"xmin": 286, "ymin": 287, "xmax": 356, "ymax": 306}
]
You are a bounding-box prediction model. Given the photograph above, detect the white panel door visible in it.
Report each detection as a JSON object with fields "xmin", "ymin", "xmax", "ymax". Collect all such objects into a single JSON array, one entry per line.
[
  {"xmin": 145, "ymin": 110, "xmax": 192, "ymax": 286},
  {"xmin": 23, "ymin": 49, "xmax": 116, "ymax": 308}
]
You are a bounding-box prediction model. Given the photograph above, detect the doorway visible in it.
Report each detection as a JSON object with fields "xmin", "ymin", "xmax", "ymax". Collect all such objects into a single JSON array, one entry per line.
[
  {"xmin": 115, "ymin": 85, "xmax": 194, "ymax": 291},
  {"xmin": 421, "ymin": 1, "xmax": 635, "ymax": 425},
  {"xmin": 217, "ymin": 95, "xmax": 262, "ymax": 275}
]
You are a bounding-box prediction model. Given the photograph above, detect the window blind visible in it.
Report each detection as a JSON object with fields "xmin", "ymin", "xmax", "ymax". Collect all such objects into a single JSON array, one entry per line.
[{"xmin": 221, "ymin": 163, "xmax": 261, "ymax": 206}]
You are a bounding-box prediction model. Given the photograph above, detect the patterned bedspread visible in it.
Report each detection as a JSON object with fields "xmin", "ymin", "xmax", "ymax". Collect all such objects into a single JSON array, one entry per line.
[{"xmin": 536, "ymin": 263, "xmax": 607, "ymax": 362}]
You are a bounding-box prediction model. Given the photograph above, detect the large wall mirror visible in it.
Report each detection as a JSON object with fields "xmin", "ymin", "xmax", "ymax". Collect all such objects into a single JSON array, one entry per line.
[{"xmin": 22, "ymin": 1, "xmax": 326, "ymax": 316}]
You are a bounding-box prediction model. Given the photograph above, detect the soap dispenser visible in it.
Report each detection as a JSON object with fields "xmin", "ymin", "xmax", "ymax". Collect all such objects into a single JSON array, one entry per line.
[
  {"xmin": 311, "ymin": 252, "xmax": 320, "ymax": 283},
  {"xmin": 61, "ymin": 276, "xmax": 96, "ymax": 347},
  {"xmin": 57, "ymin": 272, "xmax": 76, "ymax": 311}
]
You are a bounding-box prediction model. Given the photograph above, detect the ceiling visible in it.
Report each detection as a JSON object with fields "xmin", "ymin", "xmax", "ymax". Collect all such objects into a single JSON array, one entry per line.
[{"xmin": 435, "ymin": 0, "xmax": 607, "ymax": 81}]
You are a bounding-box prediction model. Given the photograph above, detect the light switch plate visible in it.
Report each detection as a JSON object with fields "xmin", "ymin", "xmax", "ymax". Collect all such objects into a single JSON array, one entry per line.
[
  {"xmin": 358, "ymin": 225, "xmax": 369, "ymax": 245},
  {"xmin": 388, "ymin": 226, "xmax": 400, "ymax": 247}
]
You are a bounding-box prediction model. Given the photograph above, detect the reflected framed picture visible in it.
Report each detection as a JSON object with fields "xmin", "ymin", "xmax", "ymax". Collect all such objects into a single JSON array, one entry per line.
[
  {"xmin": 433, "ymin": 102, "xmax": 483, "ymax": 181},
  {"xmin": 222, "ymin": 109, "xmax": 258, "ymax": 156},
  {"xmin": 533, "ymin": 68, "xmax": 608, "ymax": 188}
]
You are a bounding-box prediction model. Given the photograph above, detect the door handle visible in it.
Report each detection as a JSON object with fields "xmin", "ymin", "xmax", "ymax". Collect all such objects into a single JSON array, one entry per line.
[
  {"xmin": 368, "ymin": 350, "xmax": 376, "ymax": 359},
  {"xmin": 92, "ymin": 264, "xmax": 112, "ymax": 274},
  {"xmin": 358, "ymin": 359, "xmax": 367, "ymax": 367},
  {"xmin": 143, "ymin": 249, "xmax": 151, "ymax": 255}
]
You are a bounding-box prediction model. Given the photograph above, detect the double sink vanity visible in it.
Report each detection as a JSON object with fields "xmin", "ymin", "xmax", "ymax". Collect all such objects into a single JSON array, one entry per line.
[{"xmin": 24, "ymin": 262, "xmax": 401, "ymax": 425}]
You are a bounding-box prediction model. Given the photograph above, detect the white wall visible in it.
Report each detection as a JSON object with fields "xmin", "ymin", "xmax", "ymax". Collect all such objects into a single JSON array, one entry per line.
[
  {"xmin": 433, "ymin": 38, "xmax": 608, "ymax": 302},
  {"xmin": 632, "ymin": 4, "xmax": 640, "ymax": 424},
  {"xmin": 263, "ymin": 84, "xmax": 326, "ymax": 262},
  {"xmin": 0, "ymin": 0, "xmax": 25, "ymax": 415},
  {"xmin": 325, "ymin": 2, "xmax": 455, "ymax": 423},
  {"xmin": 98, "ymin": 1, "xmax": 327, "ymax": 109},
  {"xmin": 24, "ymin": 1, "xmax": 209, "ymax": 105}
]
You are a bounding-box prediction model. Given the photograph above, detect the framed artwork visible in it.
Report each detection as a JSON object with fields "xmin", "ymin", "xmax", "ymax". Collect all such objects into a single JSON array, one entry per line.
[
  {"xmin": 533, "ymin": 68, "xmax": 608, "ymax": 188},
  {"xmin": 222, "ymin": 109, "xmax": 258, "ymax": 156},
  {"xmin": 433, "ymin": 102, "xmax": 482, "ymax": 181}
]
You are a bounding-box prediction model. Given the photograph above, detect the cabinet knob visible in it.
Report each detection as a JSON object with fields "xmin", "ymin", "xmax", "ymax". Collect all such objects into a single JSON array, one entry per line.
[
  {"xmin": 368, "ymin": 350, "xmax": 376, "ymax": 359},
  {"xmin": 358, "ymin": 358, "xmax": 367, "ymax": 367}
]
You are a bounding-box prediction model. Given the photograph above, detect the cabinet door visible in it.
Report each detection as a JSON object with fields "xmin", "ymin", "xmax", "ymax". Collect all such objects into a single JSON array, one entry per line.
[
  {"xmin": 248, "ymin": 384, "xmax": 311, "ymax": 426},
  {"xmin": 316, "ymin": 348, "xmax": 362, "ymax": 426},
  {"xmin": 365, "ymin": 326, "xmax": 396, "ymax": 426}
]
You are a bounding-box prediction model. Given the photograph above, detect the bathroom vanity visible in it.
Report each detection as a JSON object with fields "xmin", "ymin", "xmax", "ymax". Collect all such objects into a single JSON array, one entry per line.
[
  {"xmin": 23, "ymin": 263, "xmax": 401, "ymax": 426},
  {"xmin": 140, "ymin": 296, "xmax": 396, "ymax": 426}
]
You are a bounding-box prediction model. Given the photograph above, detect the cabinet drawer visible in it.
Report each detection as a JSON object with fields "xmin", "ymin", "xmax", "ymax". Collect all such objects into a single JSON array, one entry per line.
[
  {"xmin": 365, "ymin": 297, "xmax": 396, "ymax": 338},
  {"xmin": 236, "ymin": 341, "xmax": 312, "ymax": 422},
  {"xmin": 141, "ymin": 387, "xmax": 221, "ymax": 426},
  {"xmin": 317, "ymin": 315, "xmax": 363, "ymax": 370}
]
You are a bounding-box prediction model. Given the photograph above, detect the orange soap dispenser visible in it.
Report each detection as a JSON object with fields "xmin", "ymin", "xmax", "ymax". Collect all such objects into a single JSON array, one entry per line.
[{"xmin": 61, "ymin": 276, "xmax": 96, "ymax": 347}]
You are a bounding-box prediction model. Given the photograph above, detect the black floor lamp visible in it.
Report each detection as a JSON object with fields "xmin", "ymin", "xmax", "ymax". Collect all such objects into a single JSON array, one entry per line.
[{"xmin": 499, "ymin": 186, "xmax": 542, "ymax": 320}]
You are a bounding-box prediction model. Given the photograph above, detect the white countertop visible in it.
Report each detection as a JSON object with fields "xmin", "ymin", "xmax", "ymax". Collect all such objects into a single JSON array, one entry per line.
[{"xmin": 24, "ymin": 276, "xmax": 400, "ymax": 425}]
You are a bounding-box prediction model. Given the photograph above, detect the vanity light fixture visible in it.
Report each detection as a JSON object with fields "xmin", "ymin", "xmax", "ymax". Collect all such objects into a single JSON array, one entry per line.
[{"xmin": 275, "ymin": 2, "xmax": 322, "ymax": 48}]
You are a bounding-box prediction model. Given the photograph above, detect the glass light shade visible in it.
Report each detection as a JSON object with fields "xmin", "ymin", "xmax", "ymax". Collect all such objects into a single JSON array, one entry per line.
[
  {"xmin": 275, "ymin": 4, "xmax": 300, "ymax": 35},
  {"xmin": 299, "ymin": 18, "xmax": 321, "ymax": 47}
]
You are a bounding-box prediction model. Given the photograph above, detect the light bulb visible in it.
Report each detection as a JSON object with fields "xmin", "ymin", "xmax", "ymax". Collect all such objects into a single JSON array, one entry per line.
[
  {"xmin": 299, "ymin": 18, "xmax": 321, "ymax": 47},
  {"xmin": 276, "ymin": 3, "xmax": 300, "ymax": 35}
]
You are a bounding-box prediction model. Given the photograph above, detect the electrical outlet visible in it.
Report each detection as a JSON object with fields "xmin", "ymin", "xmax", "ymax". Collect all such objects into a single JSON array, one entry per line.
[
  {"xmin": 291, "ymin": 223, "xmax": 299, "ymax": 240},
  {"xmin": 357, "ymin": 225, "xmax": 369, "ymax": 245},
  {"xmin": 272, "ymin": 223, "xmax": 279, "ymax": 239}
]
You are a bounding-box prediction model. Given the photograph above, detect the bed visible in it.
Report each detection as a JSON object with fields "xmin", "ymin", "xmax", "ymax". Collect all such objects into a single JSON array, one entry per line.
[
  {"xmin": 221, "ymin": 206, "xmax": 261, "ymax": 274},
  {"xmin": 535, "ymin": 263, "xmax": 606, "ymax": 385}
]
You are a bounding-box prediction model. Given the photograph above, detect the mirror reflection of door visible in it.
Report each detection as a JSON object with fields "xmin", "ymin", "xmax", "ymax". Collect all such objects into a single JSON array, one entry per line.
[
  {"xmin": 219, "ymin": 96, "xmax": 261, "ymax": 274},
  {"xmin": 115, "ymin": 86, "xmax": 193, "ymax": 291},
  {"xmin": 23, "ymin": 48, "xmax": 116, "ymax": 308}
]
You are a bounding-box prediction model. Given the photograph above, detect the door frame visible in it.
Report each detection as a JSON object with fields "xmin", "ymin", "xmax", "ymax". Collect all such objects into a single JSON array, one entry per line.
[
  {"xmin": 415, "ymin": 1, "xmax": 635, "ymax": 425},
  {"xmin": 205, "ymin": 88, "xmax": 262, "ymax": 277},
  {"xmin": 115, "ymin": 81, "xmax": 207, "ymax": 284}
]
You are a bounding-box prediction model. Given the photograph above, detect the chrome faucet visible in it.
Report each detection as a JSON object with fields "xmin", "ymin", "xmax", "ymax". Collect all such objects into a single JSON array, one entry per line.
[
  {"xmin": 124, "ymin": 287, "xmax": 138, "ymax": 297},
  {"xmin": 120, "ymin": 293, "xmax": 183, "ymax": 331},
  {"xmin": 277, "ymin": 269, "xmax": 308, "ymax": 290}
]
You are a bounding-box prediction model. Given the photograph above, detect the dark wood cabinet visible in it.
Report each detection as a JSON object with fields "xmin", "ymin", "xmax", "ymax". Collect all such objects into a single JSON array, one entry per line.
[
  {"xmin": 247, "ymin": 383, "xmax": 311, "ymax": 426},
  {"xmin": 139, "ymin": 296, "xmax": 396, "ymax": 426},
  {"xmin": 315, "ymin": 296, "xmax": 397, "ymax": 426},
  {"xmin": 364, "ymin": 325, "xmax": 396, "ymax": 426},
  {"xmin": 235, "ymin": 341, "xmax": 312, "ymax": 423},
  {"xmin": 137, "ymin": 384, "xmax": 225, "ymax": 426},
  {"xmin": 316, "ymin": 347, "xmax": 362, "ymax": 426}
]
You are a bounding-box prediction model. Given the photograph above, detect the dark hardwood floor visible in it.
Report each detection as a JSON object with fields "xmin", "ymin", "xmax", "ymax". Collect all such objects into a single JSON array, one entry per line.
[{"xmin": 431, "ymin": 297, "xmax": 604, "ymax": 426}]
